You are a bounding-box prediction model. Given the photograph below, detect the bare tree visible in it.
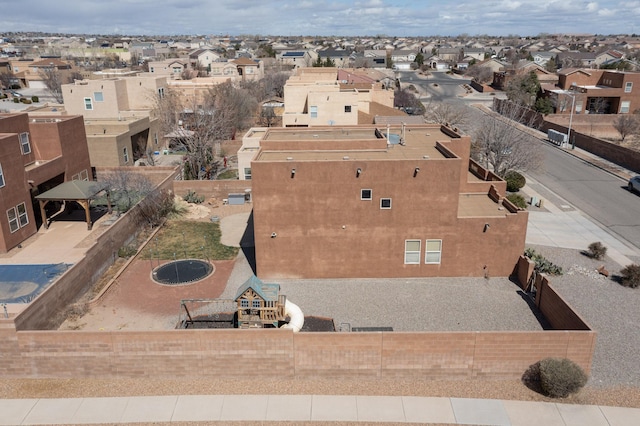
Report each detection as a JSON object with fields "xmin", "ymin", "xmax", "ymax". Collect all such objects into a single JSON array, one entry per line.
[
  {"xmin": 613, "ymin": 115, "xmax": 639, "ymax": 142},
  {"xmin": 39, "ymin": 67, "xmax": 64, "ymax": 103},
  {"xmin": 465, "ymin": 64, "xmax": 493, "ymax": 84},
  {"xmin": 262, "ymin": 71, "xmax": 289, "ymax": 99},
  {"xmin": 98, "ymin": 169, "xmax": 154, "ymax": 213},
  {"xmin": 471, "ymin": 101, "xmax": 543, "ymax": 177},
  {"xmin": 259, "ymin": 106, "xmax": 277, "ymax": 127},
  {"xmin": 423, "ymin": 101, "xmax": 469, "ymax": 129},
  {"xmin": 0, "ymin": 71, "xmax": 16, "ymax": 89}
]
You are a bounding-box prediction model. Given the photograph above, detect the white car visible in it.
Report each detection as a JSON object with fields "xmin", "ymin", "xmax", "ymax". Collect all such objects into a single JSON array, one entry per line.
[{"xmin": 629, "ymin": 176, "xmax": 640, "ymax": 194}]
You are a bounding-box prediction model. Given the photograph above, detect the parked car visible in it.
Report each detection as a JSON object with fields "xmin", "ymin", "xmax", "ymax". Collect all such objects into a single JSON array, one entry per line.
[{"xmin": 629, "ymin": 176, "xmax": 640, "ymax": 194}]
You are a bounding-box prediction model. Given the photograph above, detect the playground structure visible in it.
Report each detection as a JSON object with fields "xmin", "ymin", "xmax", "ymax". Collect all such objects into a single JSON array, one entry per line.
[
  {"xmin": 234, "ymin": 276, "xmax": 304, "ymax": 331},
  {"xmin": 176, "ymin": 276, "xmax": 304, "ymax": 331}
]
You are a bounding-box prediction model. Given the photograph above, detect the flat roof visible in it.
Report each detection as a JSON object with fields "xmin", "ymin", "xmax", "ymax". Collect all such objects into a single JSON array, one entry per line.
[
  {"xmin": 256, "ymin": 125, "xmax": 454, "ymax": 162},
  {"xmin": 458, "ymin": 193, "xmax": 508, "ymax": 217}
]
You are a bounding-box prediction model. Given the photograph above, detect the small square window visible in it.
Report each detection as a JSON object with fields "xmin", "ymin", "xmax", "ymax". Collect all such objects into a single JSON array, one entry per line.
[
  {"xmin": 252, "ymin": 300, "xmax": 261, "ymax": 308},
  {"xmin": 361, "ymin": 189, "xmax": 372, "ymax": 200},
  {"xmin": 94, "ymin": 91, "xmax": 104, "ymax": 102},
  {"xmin": 345, "ymin": 105, "xmax": 352, "ymax": 113},
  {"xmin": 240, "ymin": 299, "xmax": 249, "ymax": 308},
  {"xmin": 380, "ymin": 198, "xmax": 392, "ymax": 209}
]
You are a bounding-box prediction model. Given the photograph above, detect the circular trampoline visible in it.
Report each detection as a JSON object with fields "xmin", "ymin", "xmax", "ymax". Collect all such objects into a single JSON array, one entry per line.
[{"xmin": 152, "ymin": 259, "xmax": 214, "ymax": 285}]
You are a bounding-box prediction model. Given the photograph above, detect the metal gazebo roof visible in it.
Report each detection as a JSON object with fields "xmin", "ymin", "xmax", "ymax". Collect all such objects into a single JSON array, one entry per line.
[{"xmin": 35, "ymin": 180, "xmax": 111, "ymax": 230}]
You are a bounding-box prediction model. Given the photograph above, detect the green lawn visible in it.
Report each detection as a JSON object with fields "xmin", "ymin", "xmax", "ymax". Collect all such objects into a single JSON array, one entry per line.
[{"xmin": 140, "ymin": 220, "xmax": 239, "ymax": 261}]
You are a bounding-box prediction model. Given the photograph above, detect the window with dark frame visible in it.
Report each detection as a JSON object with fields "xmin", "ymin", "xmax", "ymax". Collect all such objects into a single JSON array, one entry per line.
[
  {"xmin": 380, "ymin": 198, "xmax": 392, "ymax": 209},
  {"xmin": 361, "ymin": 189, "xmax": 372, "ymax": 200},
  {"xmin": 345, "ymin": 105, "xmax": 352, "ymax": 113}
]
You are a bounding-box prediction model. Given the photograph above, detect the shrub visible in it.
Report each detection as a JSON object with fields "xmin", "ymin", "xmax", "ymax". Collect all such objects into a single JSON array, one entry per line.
[
  {"xmin": 31, "ymin": 95, "xmax": 39, "ymax": 103},
  {"xmin": 504, "ymin": 170, "xmax": 526, "ymax": 192},
  {"xmin": 13, "ymin": 97, "xmax": 19, "ymax": 103},
  {"xmin": 587, "ymin": 241, "xmax": 607, "ymax": 260},
  {"xmin": 118, "ymin": 245, "xmax": 137, "ymax": 258},
  {"xmin": 183, "ymin": 189, "xmax": 205, "ymax": 204},
  {"xmin": 524, "ymin": 248, "xmax": 563, "ymax": 275},
  {"xmin": 619, "ymin": 264, "xmax": 640, "ymax": 288},
  {"xmin": 538, "ymin": 358, "xmax": 588, "ymax": 398},
  {"xmin": 20, "ymin": 98, "xmax": 32, "ymax": 104},
  {"xmin": 506, "ymin": 193, "xmax": 527, "ymax": 209}
]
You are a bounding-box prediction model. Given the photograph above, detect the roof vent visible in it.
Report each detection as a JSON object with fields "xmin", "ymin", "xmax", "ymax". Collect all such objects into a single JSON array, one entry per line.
[
  {"xmin": 423, "ymin": 155, "xmax": 429, "ymax": 159},
  {"xmin": 286, "ymin": 156, "xmax": 293, "ymax": 161},
  {"xmin": 343, "ymin": 156, "xmax": 349, "ymax": 160}
]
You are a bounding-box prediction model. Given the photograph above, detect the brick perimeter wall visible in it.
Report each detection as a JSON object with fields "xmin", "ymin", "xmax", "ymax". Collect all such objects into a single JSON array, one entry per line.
[
  {"xmin": 173, "ymin": 180, "xmax": 252, "ymax": 200},
  {"xmin": 0, "ymin": 327, "xmax": 594, "ymax": 379}
]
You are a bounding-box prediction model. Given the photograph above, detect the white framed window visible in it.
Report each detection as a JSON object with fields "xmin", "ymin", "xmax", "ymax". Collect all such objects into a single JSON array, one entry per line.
[
  {"xmin": 0, "ymin": 163, "xmax": 5, "ymax": 188},
  {"xmin": 361, "ymin": 189, "xmax": 372, "ymax": 200},
  {"xmin": 84, "ymin": 97, "xmax": 93, "ymax": 110},
  {"xmin": 620, "ymin": 101, "xmax": 630, "ymax": 114},
  {"xmin": 240, "ymin": 299, "xmax": 249, "ymax": 308},
  {"xmin": 252, "ymin": 299, "xmax": 261, "ymax": 308},
  {"xmin": 94, "ymin": 91, "xmax": 104, "ymax": 102},
  {"xmin": 19, "ymin": 132, "xmax": 31, "ymax": 154},
  {"xmin": 625, "ymin": 82, "xmax": 633, "ymax": 93},
  {"xmin": 380, "ymin": 198, "xmax": 392, "ymax": 209},
  {"xmin": 123, "ymin": 147, "xmax": 129, "ymax": 163},
  {"xmin": 310, "ymin": 105, "xmax": 318, "ymax": 118},
  {"xmin": 404, "ymin": 240, "xmax": 421, "ymax": 264},
  {"xmin": 7, "ymin": 207, "xmax": 18, "ymax": 233},
  {"xmin": 425, "ymin": 239, "xmax": 442, "ymax": 264},
  {"xmin": 244, "ymin": 168, "xmax": 252, "ymax": 180},
  {"xmin": 17, "ymin": 203, "xmax": 28, "ymax": 227}
]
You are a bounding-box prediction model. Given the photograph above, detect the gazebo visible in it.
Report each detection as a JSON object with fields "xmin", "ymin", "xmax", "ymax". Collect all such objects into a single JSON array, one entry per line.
[{"xmin": 35, "ymin": 180, "xmax": 111, "ymax": 230}]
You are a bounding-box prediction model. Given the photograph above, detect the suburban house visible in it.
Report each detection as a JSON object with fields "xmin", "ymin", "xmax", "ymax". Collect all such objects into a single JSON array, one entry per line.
[
  {"xmin": 492, "ymin": 61, "xmax": 557, "ymax": 90},
  {"xmin": 281, "ymin": 67, "xmax": 396, "ymax": 128},
  {"xmin": 249, "ymin": 124, "xmax": 527, "ymax": 279},
  {"xmin": 231, "ymin": 57, "xmax": 264, "ymax": 82},
  {"xmin": 0, "ymin": 113, "xmax": 92, "ymax": 252},
  {"xmin": 276, "ymin": 50, "xmax": 315, "ymax": 68},
  {"xmin": 188, "ymin": 48, "xmax": 222, "ymax": 71},
  {"xmin": 533, "ymin": 52, "xmax": 556, "ymax": 67},
  {"xmin": 147, "ymin": 59, "xmax": 188, "ymax": 79},
  {"xmin": 548, "ymin": 68, "xmax": 640, "ymax": 114},
  {"xmin": 556, "ymin": 51, "xmax": 597, "ymax": 68},
  {"xmin": 361, "ymin": 50, "xmax": 388, "ymax": 68},
  {"xmin": 61, "ymin": 76, "xmax": 166, "ymax": 166},
  {"xmin": 316, "ymin": 48, "xmax": 352, "ymax": 67}
]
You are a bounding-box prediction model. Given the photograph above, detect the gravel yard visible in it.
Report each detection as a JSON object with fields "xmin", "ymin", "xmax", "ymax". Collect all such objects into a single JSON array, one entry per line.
[{"xmin": 526, "ymin": 244, "xmax": 640, "ymax": 388}]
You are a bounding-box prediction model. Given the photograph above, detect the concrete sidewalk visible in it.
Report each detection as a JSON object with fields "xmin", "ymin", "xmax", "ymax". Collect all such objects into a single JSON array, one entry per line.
[
  {"xmin": 0, "ymin": 395, "xmax": 640, "ymax": 426},
  {"xmin": 1, "ymin": 394, "xmax": 638, "ymax": 425}
]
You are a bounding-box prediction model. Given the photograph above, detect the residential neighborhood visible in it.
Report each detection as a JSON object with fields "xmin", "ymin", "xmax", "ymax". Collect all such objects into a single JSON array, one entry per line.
[{"xmin": 1, "ymin": 26, "xmax": 640, "ymax": 425}]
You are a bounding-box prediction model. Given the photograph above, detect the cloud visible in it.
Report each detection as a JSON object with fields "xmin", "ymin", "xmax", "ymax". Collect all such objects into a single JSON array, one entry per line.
[{"xmin": 586, "ymin": 2, "xmax": 598, "ymax": 11}]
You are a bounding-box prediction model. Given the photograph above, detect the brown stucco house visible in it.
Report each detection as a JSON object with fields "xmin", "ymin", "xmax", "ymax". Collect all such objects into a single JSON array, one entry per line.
[
  {"xmin": 250, "ymin": 124, "xmax": 528, "ymax": 279},
  {"xmin": 0, "ymin": 113, "xmax": 92, "ymax": 252}
]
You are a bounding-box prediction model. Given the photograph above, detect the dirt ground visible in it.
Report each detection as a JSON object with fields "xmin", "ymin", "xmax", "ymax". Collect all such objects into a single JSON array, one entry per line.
[{"xmin": 59, "ymin": 197, "xmax": 248, "ymax": 331}]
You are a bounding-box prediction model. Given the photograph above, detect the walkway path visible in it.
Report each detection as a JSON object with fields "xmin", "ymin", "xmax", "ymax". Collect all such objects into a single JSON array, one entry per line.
[{"xmin": 1, "ymin": 394, "xmax": 639, "ymax": 425}]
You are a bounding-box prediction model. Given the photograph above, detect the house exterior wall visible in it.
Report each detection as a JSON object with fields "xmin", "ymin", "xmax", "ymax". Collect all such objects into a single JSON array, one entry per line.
[
  {"xmin": 251, "ymin": 126, "xmax": 527, "ymax": 279},
  {"xmin": 0, "ymin": 133, "xmax": 36, "ymax": 252},
  {"xmin": 557, "ymin": 70, "xmax": 640, "ymax": 114},
  {"xmin": 0, "ymin": 113, "xmax": 91, "ymax": 252}
]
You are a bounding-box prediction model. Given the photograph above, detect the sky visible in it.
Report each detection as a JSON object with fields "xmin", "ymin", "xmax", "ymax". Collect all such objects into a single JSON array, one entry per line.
[{"xmin": 0, "ymin": 0, "xmax": 638, "ymax": 37}]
